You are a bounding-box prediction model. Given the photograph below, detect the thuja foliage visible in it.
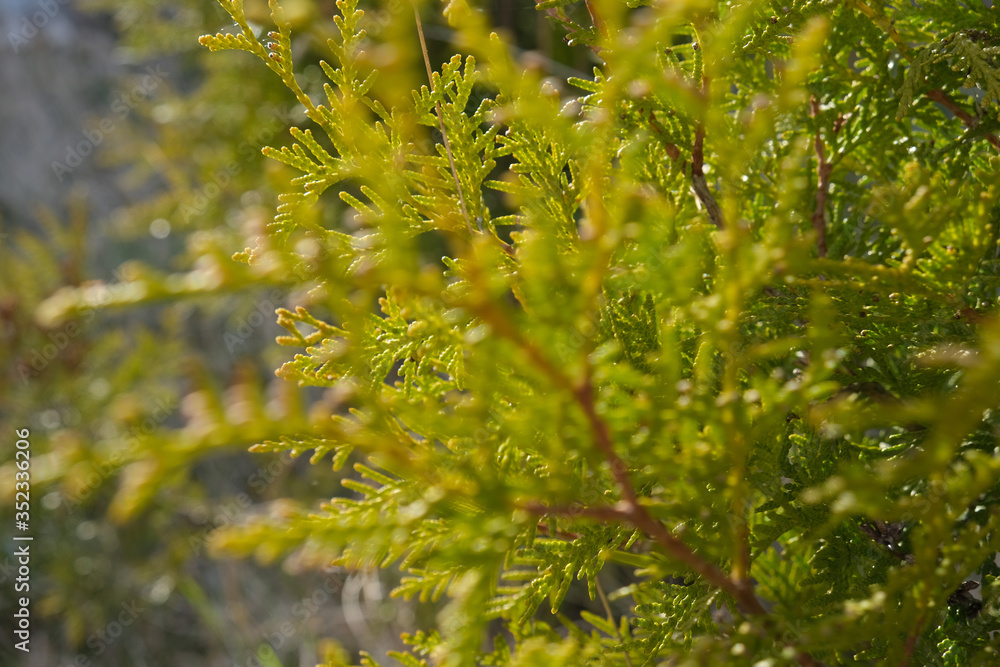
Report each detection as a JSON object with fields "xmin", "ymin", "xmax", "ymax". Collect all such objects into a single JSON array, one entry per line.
[{"xmin": 40, "ymin": 0, "xmax": 1000, "ymax": 663}]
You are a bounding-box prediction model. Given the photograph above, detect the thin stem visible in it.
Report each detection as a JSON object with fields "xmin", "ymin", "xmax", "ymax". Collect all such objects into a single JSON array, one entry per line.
[
  {"xmin": 810, "ymin": 97, "xmax": 832, "ymax": 258},
  {"xmin": 573, "ymin": 375, "xmax": 636, "ymax": 504},
  {"xmin": 646, "ymin": 111, "xmax": 681, "ymax": 162},
  {"xmin": 487, "ymin": 301, "xmax": 765, "ymax": 612},
  {"xmin": 583, "ymin": 0, "xmax": 608, "ymax": 39},
  {"xmin": 644, "ymin": 41, "xmax": 721, "ymax": 226},
  {"xmin": 577, "ymin": 374, "xmax": 765, "ymax": 615},
  {"xmin": 471, "ymin": 301, "xmax": 577, "ymax": 394},
  {"xmin": 926, "ymin": 89, "xmax": 1000, "ymax": 152},
  {"xmin": 521, "ymin": 499, "xmax": 767, "ymax": 615},
  {"xmin": 596, "ymin": 577, "xmax": 634, "ymax": 667},
  {"xmin": 647, "ymin": 107, "xmax": 723, "ymax": 227},
  {"xmin": 535, "ymin": 521, "xmax": 582, "ymax": 541},
  {"xmin": 898, "ymin": 610, "xmax": 927, "ymax": 667},
  {"xmin": 689, "ymin": 53, "xmax": 724, "ymax": 229},
  {"xmin": 482, "ymin": 293, "xmax": 832, "ymax": 660},
  {"xmin": 413, "ymin": 5, "xmax": 475, "ymax": 234},
  {"xmin": 690, "ymin": 125, "xmax": 724, "ymax": 229}
]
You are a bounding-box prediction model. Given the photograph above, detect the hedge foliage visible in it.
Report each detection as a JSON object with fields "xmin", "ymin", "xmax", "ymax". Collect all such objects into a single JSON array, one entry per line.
[{"xmin": 39, "ymin": 0, "xmax": 1000, "ymax": 664}]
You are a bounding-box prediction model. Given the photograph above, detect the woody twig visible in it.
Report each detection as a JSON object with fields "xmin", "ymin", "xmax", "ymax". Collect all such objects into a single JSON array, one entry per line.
[{"xmin": 810, "ymin": 97, "xmax": 837, "ymax": 258}]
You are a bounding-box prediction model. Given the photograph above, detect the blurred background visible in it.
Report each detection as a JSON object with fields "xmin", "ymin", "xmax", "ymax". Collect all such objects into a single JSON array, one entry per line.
[{"xmin": 0, "ymin": 0, "xmax": 597, "ymax": 665}]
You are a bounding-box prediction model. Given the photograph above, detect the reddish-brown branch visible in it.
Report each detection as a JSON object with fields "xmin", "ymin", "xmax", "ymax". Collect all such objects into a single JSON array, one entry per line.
[
  {"xmin": 646, "ymin": 104, "xmax": 722, "ymax": 228},
  {"xmin": 497, "ymin": 318, "xmax": 829, "ymax": 660},
  {"xmin": 690, "ymin": 125, "xmax": 724, "ymax": 229},
  {"xmin": 561, "ymin": 374, "xmax": 767, "ymax": 616},
  {"xmin": 573, "ymin": 375, "xmax": 637, "ymax": 505},
  {"xmin": 647, "ymin": 111, "xmax": 681, "ymax": 162},
  {"xmin": 810, "ymin": 98, "xmax": 832, "ymax": 258},
  {"xmin": 583, "ymin": 0, "xmax": 607, "ymax": 39},
  {"xmin": 898, "ymin": 610, "xmax": 927, "ymax": 667},
  {"xmin": 535, "ymin": 521, "xmax": 582, "ymax": 542},
  {"xmin": 469, "ymin": 299, "xmax": 577, "ymax": 395},
  {"xmin": 478, "ymin": 291, "xmax": 763, "ymax": 614},
  {"xmin": 522, "ymin": 498, "xmax": 767, "ymax": 615},
  {"xmin": 559, "ymin": 379, "xmax": 832, "ymax": 662},
  {"xmin": 926, "ymin": 89, "xmax": 1000, "ymax": 152},
  {"xmin": 690, "ymin": 68, "xmax": 722, "ymax": 229}
]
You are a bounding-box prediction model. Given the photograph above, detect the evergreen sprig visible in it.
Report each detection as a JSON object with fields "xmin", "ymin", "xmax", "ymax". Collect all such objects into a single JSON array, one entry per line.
[{"xmin": 36, "ymin": 0, "xmax": 1000, "ymax": 664}]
